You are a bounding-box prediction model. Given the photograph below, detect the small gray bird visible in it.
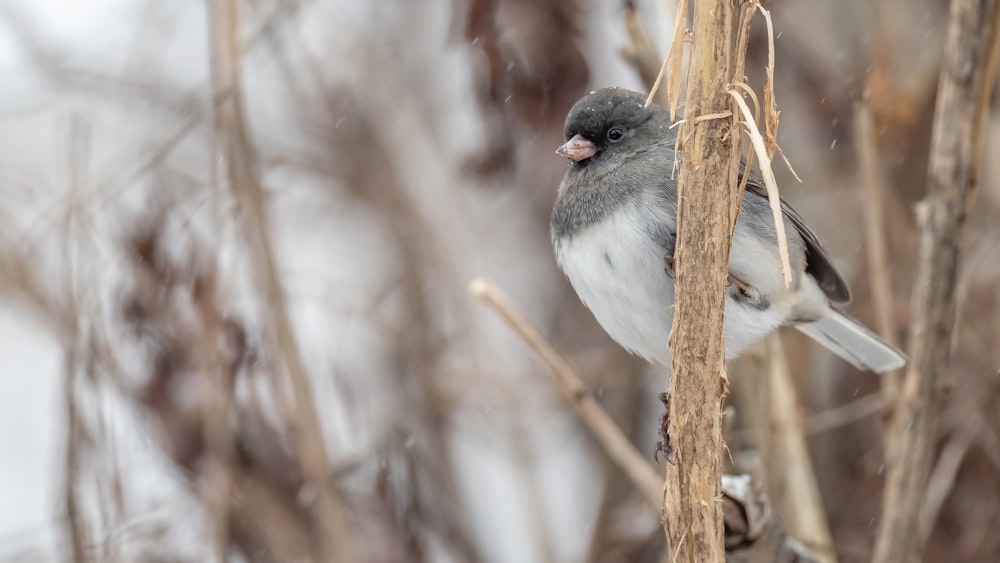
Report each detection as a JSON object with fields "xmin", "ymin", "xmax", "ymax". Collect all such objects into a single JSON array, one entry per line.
[{"xmin": 551, "ymin": 87, "xmax": 905, "ymax": 373}]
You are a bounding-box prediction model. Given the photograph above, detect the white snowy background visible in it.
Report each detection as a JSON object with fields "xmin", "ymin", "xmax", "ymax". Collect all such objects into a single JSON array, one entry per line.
[{"xmin": 2, "ymin": 0, "xmax": 999, "ymax": 562}]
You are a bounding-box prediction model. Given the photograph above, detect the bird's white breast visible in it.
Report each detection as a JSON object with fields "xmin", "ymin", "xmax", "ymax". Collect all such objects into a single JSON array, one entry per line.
[
  {"xmin": 555, "ymin": 202, "xmax": 791, "ymax": 366},
  {"xmin": 555, "ymin": 202, "xmax": 676, "ymax": 364}
]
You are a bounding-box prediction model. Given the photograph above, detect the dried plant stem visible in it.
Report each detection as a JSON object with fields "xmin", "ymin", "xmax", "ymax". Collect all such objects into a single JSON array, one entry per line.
[
  {"xmin": 228, "ymin": 464, "xmax": 315, "ymax": 560},
  {"xmin": 207, "ymin": 1, "xmax": 353, "ymax": 560},
  {"xmin": 664, "ymin": 0, "xmax": 745, "ymax": 560},
  {"xmin": 802, "ymin": 392, "xmax": 887, "ymax": 436},
  {"xmin": 660, "ymin": 0, "xmax": 688, "ymax": 117},
  {"xmin": 918, "ymin": 412, "xmax": 980, "ymax": 545},
  {"xmin": 762, "ymin": 336, "xmax": 836, "ymax": 563},
  {"xmin": 469, "ymin": 279, "xmax": 663, "ymax": 507},
  {"xmin": 644, "ymin": 46, "xmax": 671, "ymax": 109},
  {"xmin": 728, "ymin": 90, "xmax": 793, "ymax": 287},
  {"xmin": 732, "ymin": 2, "xmax": 755, "ymax": 81},
  {"xmin": 873, "ymin": 0, "xmax": 1000, "ymax": 561},
  {"xmin": 196, "ymin": 289, "xmax": 235, "ymax": 561},
  {"xmin": 623, "ymin": 4, "xmax": 668, "ymax": 106},
  {"xmin": 728, "ymin": 82, "xmax": 759, "ymax": 223},
  {"xmin": 855, "ymin": 106, "xmax": 901, "ymax": 398},
  {"xmin": 63, "ymin": 333, "xmax": 91, "ymax": 563},
  {"xmin": 758, "ymin": 6, "xmax": 780, "ymax": 158}
]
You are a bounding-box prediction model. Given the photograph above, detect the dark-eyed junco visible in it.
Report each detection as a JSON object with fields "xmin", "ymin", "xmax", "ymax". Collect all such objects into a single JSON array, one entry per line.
[{"xmin": 551, "ymin": 87, "xmax": 905, "ymax": 373}]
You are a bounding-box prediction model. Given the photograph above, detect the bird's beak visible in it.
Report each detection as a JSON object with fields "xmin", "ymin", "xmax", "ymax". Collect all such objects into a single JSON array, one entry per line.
[{"xmin": 556, "ymin": 134, "xmax": 597, "ymax": 162}]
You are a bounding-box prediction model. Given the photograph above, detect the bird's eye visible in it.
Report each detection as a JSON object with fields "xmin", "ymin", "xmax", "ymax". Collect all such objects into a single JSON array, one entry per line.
[{"xmin": 607, "ymin": 127, "xmax": 624, "ymax": 142}]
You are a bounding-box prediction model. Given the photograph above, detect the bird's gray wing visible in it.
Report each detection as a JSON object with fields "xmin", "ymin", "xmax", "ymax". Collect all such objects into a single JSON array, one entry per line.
[{"xmin": 742, "ymin": 177, "xmax": 851, "ymax": 304}]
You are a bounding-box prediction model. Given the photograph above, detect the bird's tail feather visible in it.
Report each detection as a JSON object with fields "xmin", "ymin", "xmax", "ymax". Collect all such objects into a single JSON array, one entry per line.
[{"xmin": 795, "ymin": 311, "xmax": 906, "ymax": 373}]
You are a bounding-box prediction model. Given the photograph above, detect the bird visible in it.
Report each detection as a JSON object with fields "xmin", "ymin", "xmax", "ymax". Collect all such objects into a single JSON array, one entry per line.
[{"xmin": 551, "ymin": 87, "xmax": 905, "ymax": 374}]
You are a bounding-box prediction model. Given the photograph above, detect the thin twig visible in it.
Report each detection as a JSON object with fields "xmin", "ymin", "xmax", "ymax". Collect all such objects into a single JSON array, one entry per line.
[
  {"xmin": 64, "ymin": 332, "xmax": 91, "ymax": 563},
  {"xmin": 194, "ymin": 274, "xmax": 235, "ymax": 562},
  {"xmin": 918, "ymin": 413, "xmax": 981, "ymax": 545},
  {"xmin": 645, "ymin": 51, "xmax": 671, "ymax": 109},
  {"xmin": 469, "ymin": 279, "xmax": 663, "ymax": 507},
  {"xmin": 727, "ymin": 82, "xmax": 759, "ymax": 236},
  {"xmin": 732, "ymin": 1, "xmax": 756, "ymax": 84},
  {"xmin": 975, "ymin": 420, "xmax": 1000, "ymax": 474},
  {"xmin": 661, "ymin": 0, "xmax": 689, "ymax": 118},
  {"xmin": 728, "ymin": 83, "xmax": 761, "ymax": 127},
  {"xmin": 802, "ymin": 392, "xmax": 888, "ymax": 435},
  {"xmin": 623, "ymin": 4, "xmax": 669, "ymax": 105},
  {"xmin": 753, "ymin": 4, "xmax": 802, "ymax": 184},
  {"xmin": 855, "ymin": 106, "xmax": 901, "ymax": 399},
  {"xmin": 758, "ymin": 6, "xmax": 780, "ymax": 159},
  {"xmin": 728, "ymin": 89, "xmax": 793, "ymax": 287}
]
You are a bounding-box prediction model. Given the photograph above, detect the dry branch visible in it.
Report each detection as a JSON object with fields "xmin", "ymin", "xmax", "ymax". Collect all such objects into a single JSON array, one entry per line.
[
  {"xmin": 228, "ymin": 464, "xmax": 315, "ymax": 561},
  {"xmin": 731, "ymin": 340, "xmax": 833, "ymax": 563},
  {"xmin": 873, "ymin": 0, "xmax": 1000, "ymax": 561},
  {"xmin": 469, "ymin": 279, "xmax": 663, "ymax": 507},
  {"xmin": 207, "ymin": 1, "xmax": 353, "ymax": 560},
  {"xmin": 728, "ymin": 90, "xmax": 792, "ymax": 286},
  {"xmin": 623, "ymin": 3, "xmax": 668, "ymax": 109},
  {"xmin": 663, "ymin": 0, "xmax": 744, "ymax": 560},
  {"xmin": 760, "ymin": 336, "xmax": 836, "ymax": 562},
  {"xmin": 662, "ymin": 0, "xmax": 689, "ymax": 118},
  {"xmin": 63, "ymin": 332, "xmax": 91, "ymax": 563},
  {"xmin": 471, "ymin": 279, "xmax": 820, "ymax": 562},
  {"xmin": 194, "ymin": 268, "xmax": 236, "ymax": 562},
  {"xmin": 801, "ymin": 392, "xmax": 887, "ymax": 436},
  {"xmin": 918, "ymin": 411, "xmax": 981, "ymax": 545},
  {"xmin": 855, "ymin": 105, "xmax": 902, "ymax": 398}
]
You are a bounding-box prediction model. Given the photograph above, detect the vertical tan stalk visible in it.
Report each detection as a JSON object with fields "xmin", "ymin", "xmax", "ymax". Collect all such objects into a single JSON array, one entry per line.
[
  {"xmin": 855, "ymin": 106, "xmax": 902, "ymax": 398},
  {"xmin": 207, "ymin": 1, "xmax": 354, "ymax": 560},
  {"xmin": 764, "ymin": 336, "xmax": 837, "ymax": 562},
  {"xmin": 663, "ymin": 0, "xmax": 743, "ymax": 560},
  {"xmin": 873, "ymin": 0, "xmax": 1000, "ymax": 561}
]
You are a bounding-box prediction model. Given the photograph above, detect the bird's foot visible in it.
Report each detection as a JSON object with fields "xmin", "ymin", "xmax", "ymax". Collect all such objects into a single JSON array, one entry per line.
[{"xmin": 654, "ymin": 391, "xmax": 673, "ymax": 464}]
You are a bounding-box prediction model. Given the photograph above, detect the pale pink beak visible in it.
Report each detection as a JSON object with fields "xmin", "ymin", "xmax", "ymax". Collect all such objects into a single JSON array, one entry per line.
[{"xmin": 556, "ymin": 134, "xmax": 597, "ymax": 162}]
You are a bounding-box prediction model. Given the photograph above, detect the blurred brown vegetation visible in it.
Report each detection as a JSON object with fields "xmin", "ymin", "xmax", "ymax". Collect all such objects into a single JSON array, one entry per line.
[{"xmin": 0, "ymin": 0, "xmax": 998, "ymax": 561}]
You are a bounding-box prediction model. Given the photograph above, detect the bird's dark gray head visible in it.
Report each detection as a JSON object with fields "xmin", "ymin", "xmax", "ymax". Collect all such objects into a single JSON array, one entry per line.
[
  {"xmin": 557, "ymin": 88, "xmax": 671, "ymax": 165},
  {"xmin": 551, "ymin": 88, "xmax": 676, "ymax": 240}
]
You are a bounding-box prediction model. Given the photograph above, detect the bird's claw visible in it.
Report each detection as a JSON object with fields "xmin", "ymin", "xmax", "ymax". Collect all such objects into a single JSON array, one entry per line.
[{"xmin": 654, "ymin": 392, "xmax": 674, "ymax": 464}]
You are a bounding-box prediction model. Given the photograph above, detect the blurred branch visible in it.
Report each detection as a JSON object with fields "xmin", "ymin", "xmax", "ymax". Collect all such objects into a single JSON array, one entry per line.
[
  {"xmin": 193, "ymin": 269, "xmax": 236, "ymax": 562},
  {"xmin": 206, "ymin": 0, "xmax": 353, "ymax": 560},
  {"xmin": 732, "ymin": 341, "xmax": 832, "ymax": 563},
  {"xmin": 873, "ymin": 0, "xmax": 1000, "ymax": 560},
  {"xmin": 801, "ymin": 392, "xmax": 887, "ymax": 436},
  {"xmin": 622, "ymin": 1, "xmax": 668, "ymax": 108},
  {"xmin": 0, "ymin": 4, "xmax": 202, "ymax": 118},
  {"xmin": 662, "ymin": 0, "xmax": 688, "ymax": 119},
  {"xmin": 509, "ymin": 424, "xmax": 557, "ymax": 562},
  {"xmin": 283, "ymin": 38, "xmax": 485, "ymax": 557},
  {"xmin": 855, "ymin": 105, "xmax": 902, "ymax": 398},
  {"xmin": 760, "ymin": 336, "xmax": 836, "ymax": 563},
  {"xmin": 918, "ymin": 411, "xmax": 980, "ymax": 545},
  {"xmin": 228, "ymin": 463, "xmax": 315, "ymax": 562},
  {"xmin": 469, "ymin": 279, "xmax": 664, "ymax": 506},
  {"xmin": 471, "ymin": 279, "xmax": 817, "ymax": 561},
  {"xmin": 63, "ymin": 331, "xmax": 91, "ymax": 563},
  {"xmin": 582, "ymin": 368, "xmax": 657, "ymax": 563}
]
